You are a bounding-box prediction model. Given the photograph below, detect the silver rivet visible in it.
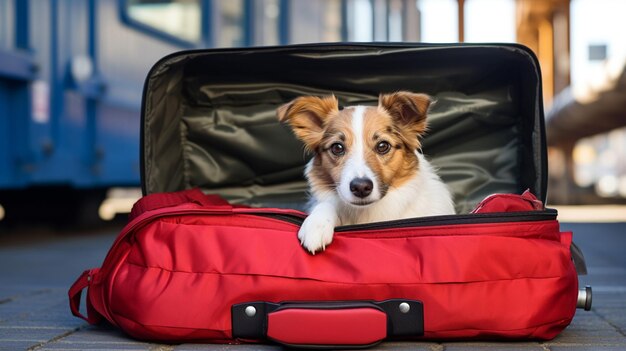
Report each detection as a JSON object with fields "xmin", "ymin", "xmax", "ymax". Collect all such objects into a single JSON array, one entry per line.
[
  {"xmin": 245, "ymin": 306, "xmax": 257, "ymax": 317},
  {"xmin": 399, "ymin": 302, "xmax": 410, "ymax": 313}
]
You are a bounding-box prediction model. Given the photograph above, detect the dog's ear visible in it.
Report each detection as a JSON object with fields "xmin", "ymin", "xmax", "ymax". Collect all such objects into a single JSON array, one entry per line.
[
  {"xmin": 378, "ymin": 91, "xmax": 432, "ymax": 136},
  {"xmin": 277, "ymin": 95, "xmax": 339, "ymax": 150}
]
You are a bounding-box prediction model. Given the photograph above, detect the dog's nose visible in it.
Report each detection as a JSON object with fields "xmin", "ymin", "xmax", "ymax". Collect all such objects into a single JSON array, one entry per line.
[{"xmin": 350, "ymin": 178, "xmax": 373, "ymax": 198}]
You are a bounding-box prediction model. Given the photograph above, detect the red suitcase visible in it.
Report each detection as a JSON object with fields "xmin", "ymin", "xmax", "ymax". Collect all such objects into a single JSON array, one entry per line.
[{"xmin": 69, "ymin": 43, "xmax": 591, "ymax": 347}]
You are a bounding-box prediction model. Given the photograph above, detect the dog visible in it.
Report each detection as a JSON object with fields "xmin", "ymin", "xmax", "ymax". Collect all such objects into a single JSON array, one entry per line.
[{"xmin": 278, "ymin": 91, "xmax": 455, "ymax": 253}]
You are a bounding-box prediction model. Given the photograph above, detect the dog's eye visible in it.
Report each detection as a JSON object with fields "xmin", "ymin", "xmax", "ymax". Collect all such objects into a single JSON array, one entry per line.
[
  {"xmin": 376, "ymin": 141, "xmax": 391, "ymax": 155},
  {"xmin": 330, "ymin": 143, "xmax": 345, "ymax": 156}
]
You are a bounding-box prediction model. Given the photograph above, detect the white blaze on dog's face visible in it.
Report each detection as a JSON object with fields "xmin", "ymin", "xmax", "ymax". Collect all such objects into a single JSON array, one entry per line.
[{"xmin": 278, "ymin": 92, "xmax": 431, "ymax": 207}]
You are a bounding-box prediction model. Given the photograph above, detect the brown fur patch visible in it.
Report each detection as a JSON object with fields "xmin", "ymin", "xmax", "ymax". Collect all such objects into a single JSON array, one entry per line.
[
  {"xmin": 277, "ymin": 95, "xmax": 339, "ymax": 151},
  {"xmin": 308, "ymin": 109, "xmax": 356, "ymax": 193},
  {"xmin": 362, "ymin": 108, "xmax": 420, "ymax": 192},
  {"xmin": 307, "ymin": 156, "xmax": 336, "ymax": 192},
  {"xmin": 378, "ymin": 91, "xmax": 431, "ymax": 143}
]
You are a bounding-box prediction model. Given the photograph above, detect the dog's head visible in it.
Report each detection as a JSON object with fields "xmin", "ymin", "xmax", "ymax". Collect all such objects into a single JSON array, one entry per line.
[{"xmin": 278, "ymin": 91, "xmax": 431, "ymax": 206}]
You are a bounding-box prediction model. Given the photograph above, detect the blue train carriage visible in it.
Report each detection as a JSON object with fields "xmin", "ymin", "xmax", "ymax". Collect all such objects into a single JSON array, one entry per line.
[{"xmin": 0, "ymin": 0, "xmax": 202, "ymax": 223}]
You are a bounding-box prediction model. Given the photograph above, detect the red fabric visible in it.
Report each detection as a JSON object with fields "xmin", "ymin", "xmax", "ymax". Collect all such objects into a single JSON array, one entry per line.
[
  {"xmin": 129, "ymin": 188, "xmax": 231, "ymax": 220},
  {"xmin": 267, "ymin": 308, "xmax": 387, "ymax": 345},
  {"xmin": 471, "ymin": 189, "xmax": 544, "ymax": 213},
  {"xmin": 70, "ymin": 189, "xmax": 578, "ymax": 344}
]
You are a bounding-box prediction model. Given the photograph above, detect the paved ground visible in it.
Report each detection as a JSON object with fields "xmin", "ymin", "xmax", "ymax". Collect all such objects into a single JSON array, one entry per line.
[{"xmin": 0, "ymin": 221, "xmax": 624, "ymax": 351}]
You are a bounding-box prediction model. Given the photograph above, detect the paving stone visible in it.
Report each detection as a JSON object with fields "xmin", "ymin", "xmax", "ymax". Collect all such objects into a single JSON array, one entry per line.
[
  {"xmin": 56, "ymin": 326, "xmax": 151, "ymax": 345},
  {"xmin": 38, "ymin": 344, "xmax": 154, "ymax": 351},
  {"xmin": 367, "ymin": 342, "xmax": 440, "ymax": 350},
  {"xmin": 38, "ymin": 327, "xmax": 164, "ymax": 351},
  {"xmin": 0, "ymin": 289, "xmax": 67, "ymax": 322},
  {"xmin": 550, "ymin": 347, "xmax": 626, "ymax": 351},
  {"xmin": 0, "ymin": 298, "xmax": 84, "ymax": 330},
  {"xmin": 175, "ymin": 341, "xmax": 440, "ymax": 350},
  {"xmin": 4, "ymin": 311, "xmax": 85, "ymax": 329},
  {"xmin": 0, "ymin": 340, "xmax": 42, "ymax": 351},
  {"xmin": 549, "ymin": 325, "xmax": 624, "ymax": 341},
  {"xmin": 0, "ymin": 286, "xmax": 40, "ymax": 303},
  {"xmin": 603, "ymin": 319, "xmax": 626, "ymax": 334},
  {"xmin": 443, "ymin": 345, "xmax": 544, "ymax": 351},
  {"xmin": 174, "ymin": 341, "xmax": 442, "ymax": 350},
  {"xmin": 567, "ymin": 312, "xmax": 618, "ymax": 331},
  {"xmin": 563, "ymin": 324, "xmax": 620, "ymax": 335},
  {"xmin": 546, "ymin": 337, "xmax": 626, "ymax": 347},
  {"xmin": 593, "ymin": 291, "xmax": 626, "ymax": 304},
  {"xmin": 0, "ymin": 326, "xmax": 70, "ymax": 342},
  {"xmin": 174, "ymin": 343, "xmax": 282, "ymax": 350},
  {"xmin": 594, "ymin": 307, "xmax": 626, "ymax": 318}
]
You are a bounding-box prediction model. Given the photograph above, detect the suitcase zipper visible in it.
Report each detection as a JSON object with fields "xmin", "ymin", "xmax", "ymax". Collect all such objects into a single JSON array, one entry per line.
[
  {"xmin": 252, "ymin": 209, "xmax": 557, "ymax": 231},
  {"xmin": 251, "ymin": 213, "xmax": 307, "ymax": 226},
  {"xmin": 334, "ymin": 209, "xmax": 557, "ymax": 232}
]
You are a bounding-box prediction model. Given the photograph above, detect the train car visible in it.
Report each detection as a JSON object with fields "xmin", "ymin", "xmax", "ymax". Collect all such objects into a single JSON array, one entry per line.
[{"xmin": 0, "ymin": 0, "xmax": 192, "ymax": 222}]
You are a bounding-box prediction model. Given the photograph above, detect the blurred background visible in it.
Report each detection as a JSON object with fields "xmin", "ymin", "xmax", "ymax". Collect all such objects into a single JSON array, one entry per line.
[{"xmin": 0, "ymin": 0, "xmax": 625, "ymax": 227}]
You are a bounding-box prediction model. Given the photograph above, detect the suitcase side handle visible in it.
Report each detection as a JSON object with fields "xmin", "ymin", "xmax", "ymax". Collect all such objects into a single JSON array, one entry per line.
[
  {"xmin": 68, "ymin": 268, "xmax": 102, "ymax": 324},
  {"xmin": 232, "ymin": 299, "xmax": 423, "ymax": 348}
]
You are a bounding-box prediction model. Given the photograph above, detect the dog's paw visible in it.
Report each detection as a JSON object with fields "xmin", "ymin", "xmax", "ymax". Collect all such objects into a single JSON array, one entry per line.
[{"xmin": 298, "ymin": 212, "xmax": 336, "ymax": 254}]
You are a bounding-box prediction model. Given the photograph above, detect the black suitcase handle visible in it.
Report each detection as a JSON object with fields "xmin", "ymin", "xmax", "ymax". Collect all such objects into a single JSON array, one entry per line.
[{"xmin": 232, "ymin": 299, "xmax": 423, "ymax": 348}]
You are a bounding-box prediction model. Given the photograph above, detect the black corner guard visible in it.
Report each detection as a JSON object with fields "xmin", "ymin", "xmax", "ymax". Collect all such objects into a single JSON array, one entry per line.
[{"xmin": 232, "ymin": 299, "xmax": 424, "ymax": 341}]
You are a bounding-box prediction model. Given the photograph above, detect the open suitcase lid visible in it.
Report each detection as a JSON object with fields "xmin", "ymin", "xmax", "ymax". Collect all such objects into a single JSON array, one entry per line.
[{"xmin": 140, "ymin": 43, "xmax": 546, "ymax": 213}]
